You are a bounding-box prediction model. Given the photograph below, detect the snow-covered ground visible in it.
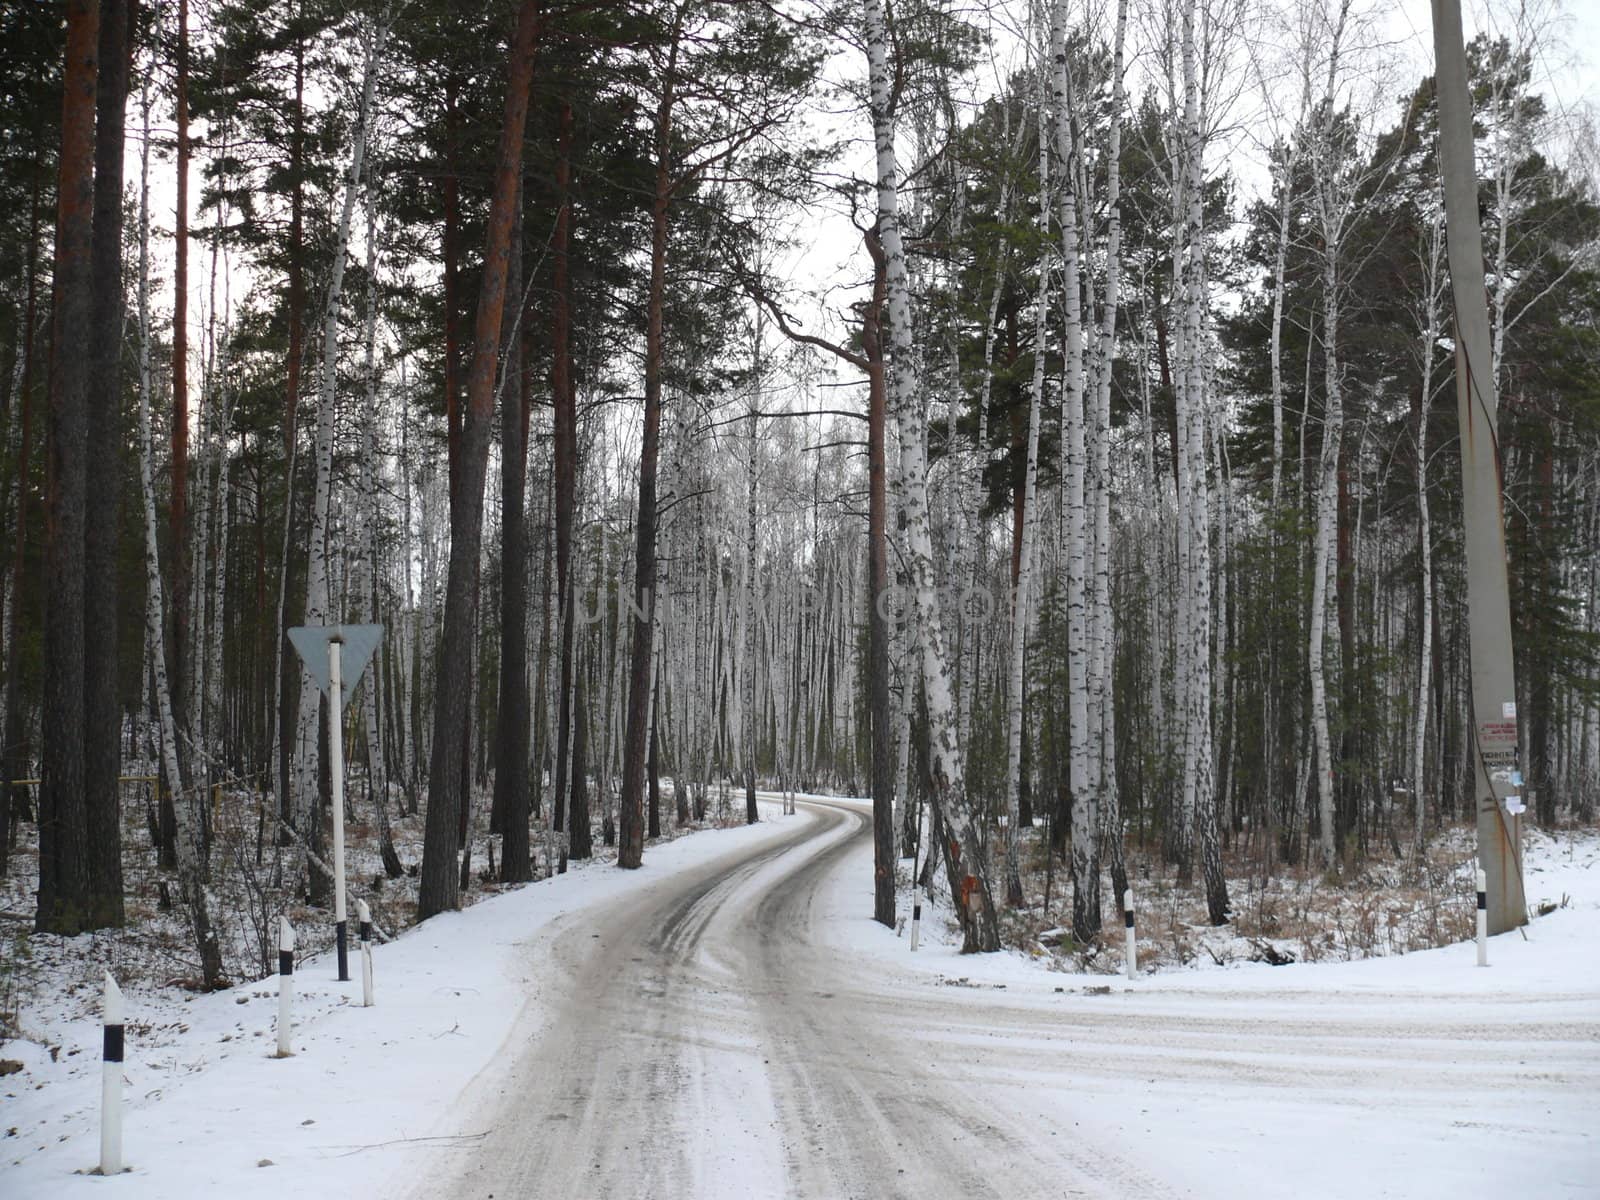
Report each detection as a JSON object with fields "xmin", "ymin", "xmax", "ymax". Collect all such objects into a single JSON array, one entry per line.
[
  {"xmin": 828, "ymin": 817, "xmax": 1600, "ymax": 1199},
  {"xmin": 889, "ymin": 821, "xmax": 1599, "ymax": 995},
  {"xmin": 1, "ymin": 803, "xmax": 801, "ymax": 1198},
  {"xmin": 3, "ymin": 798, "xmax": 1595, "ymax": 1198}
]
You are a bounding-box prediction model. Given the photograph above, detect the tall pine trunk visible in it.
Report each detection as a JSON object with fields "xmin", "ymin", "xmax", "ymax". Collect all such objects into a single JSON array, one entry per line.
[
  {"xmin": 551, "ymin": 99, "xmax": 588, "ymax": 859},
  {"xmin": 37, "ymin": 0, "xmax": 98, "ymax": 936},
  {"xmin": 493, "ymin": 183, "xmax": 532, "ymax": 881},
  {"xmin": 418, "ymin": 0, "xmax": 544, "ymax": 917},
  {"xmin": 618, "ymin": 10, "xmax": 684, "ymax": 869},
  {"xmin": 0, "ymin": 175, "xmax": 41, "ymax": 877},
  {"xmin": 84, "ymin": 0, "xmax": 131, "ymax": 928}
]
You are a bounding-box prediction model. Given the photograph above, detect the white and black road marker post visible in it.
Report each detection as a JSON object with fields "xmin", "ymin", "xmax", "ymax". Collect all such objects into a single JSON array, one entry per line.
[
  {"xmin": 1124, "ymin": 888, "xmax": 1137, "ymax": 981},
  {"xmin": 276, "ymin": 917, "xmax": 296, "ymax": 1057},
  {"xmin": 358, "ymin": 898, "xmax": 374, "ymax": 1007},
  {"xmin": 1476, "ymin": 867, "xmax": 1489, "ymax": 967},
  {"xmin": 100, "ymin": 970, "xmax": 124, "ymax": 1175},
  {"xmin": 908, "ymin": 805, "xmax": 923, "ymax": 952}
]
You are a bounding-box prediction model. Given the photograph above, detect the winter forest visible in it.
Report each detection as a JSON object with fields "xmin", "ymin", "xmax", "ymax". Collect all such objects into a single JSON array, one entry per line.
[{"xmin": 2, "ymin": 0, "xmax": 1598, "ymax": 999}]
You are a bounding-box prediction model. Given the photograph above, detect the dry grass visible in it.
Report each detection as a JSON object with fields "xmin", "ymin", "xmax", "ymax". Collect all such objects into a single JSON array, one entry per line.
[
  {"xmin": 984, "ymin": 824, "xmax": 1485, "ymax": 975},
  {"xmin": 0, "ymin": 768, "xmax": 743, "ymax": 1045}
]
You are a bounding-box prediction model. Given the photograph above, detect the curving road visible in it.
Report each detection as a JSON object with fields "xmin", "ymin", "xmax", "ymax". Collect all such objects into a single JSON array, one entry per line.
[{"xmin": 412, "ymin": 800, "xmax": 1599, "ymax": 1200}]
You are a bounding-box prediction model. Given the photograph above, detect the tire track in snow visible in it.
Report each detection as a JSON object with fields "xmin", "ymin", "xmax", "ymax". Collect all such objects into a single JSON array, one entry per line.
[
  {"xmin": 415, "ymin": 797, "xmax": 1596, "ymax": 1200},
  {"xmin": 739, "ymin": 800, "xmax": 1178, "ymax": 1200}
]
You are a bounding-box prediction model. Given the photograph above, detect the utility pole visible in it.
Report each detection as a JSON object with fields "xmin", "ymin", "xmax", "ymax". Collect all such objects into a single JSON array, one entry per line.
[{"xmin": 1431, "ymin": 0, "xmax": 1527, "ymax": 935}]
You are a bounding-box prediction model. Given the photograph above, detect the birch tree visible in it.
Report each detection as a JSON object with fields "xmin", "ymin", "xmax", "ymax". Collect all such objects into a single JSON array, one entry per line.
[
  {"xmin": 1048, "ymin": 0, "xmax": 1098, "ymax": 939},
  {"xmin": 1306, "ymin": 0, "xmax": 1352, "ymax": 869},
  {"xmin": 1003, "ymin": 62, "xmax": 1051, "ymax": 911},
  {"xmin": 136, "ymin": 54, "xmax": 222, "ymax": 985},
  {"xmin": 292, "ymin": 13, "xmax": 387, "ymax": 895},
  {"xmin": 1411, "ymin": 201, "xmax": 1446, "ymax": 855},
  {"xmin": 1090, "ymin": 0, "xmax": 1131, "ymax": 908},
  {"xmin": 1174, "ymin": 0, "xmax": 1228, "ymax": 921},
  {"xmin": 863, "ymin": 0, "xmax": 998, "ymax": 952},
  {"xmin": 358, "ymin": 181, "xmax": 402, "ymax": 879}
]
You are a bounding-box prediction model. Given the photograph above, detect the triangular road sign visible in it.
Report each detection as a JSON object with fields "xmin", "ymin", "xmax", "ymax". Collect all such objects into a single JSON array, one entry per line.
[{"xmin": 287, "ymin": 624, "xmax": 384, "ymax": 710}]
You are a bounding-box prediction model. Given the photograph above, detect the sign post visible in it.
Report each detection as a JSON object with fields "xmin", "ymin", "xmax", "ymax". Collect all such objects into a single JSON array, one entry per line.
[
  {"xmin": 288, "ymin": 624, "xmax": 383, "ymax": 980},
  {"xmin": 329, "ymin": 635, "xmax": 349, "ymax": 980}
]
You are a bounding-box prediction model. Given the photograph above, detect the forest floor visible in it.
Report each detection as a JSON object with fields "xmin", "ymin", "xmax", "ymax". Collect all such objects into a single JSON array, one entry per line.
[
  {"xmin": 970, "ymin": 817, "xmax": 1594, "ymax": 977},
  {"xmin": 837, "ymin": 807, "xmax": 1599, "ymax": 1199},
  {"xmin": 1, "ymin": 790, "xmax": 1595, "ymax": 1197},
  {"xmin": 0, "ymin": 771, "xmax": 758, "ymax": 1051},
  {"xmin": 0, "ymin": 787, "xmax": 802, "ymax": 1198},
  {"xmin": 894, "ymin": 816, "xmax": 1597, "ymax": 990}
]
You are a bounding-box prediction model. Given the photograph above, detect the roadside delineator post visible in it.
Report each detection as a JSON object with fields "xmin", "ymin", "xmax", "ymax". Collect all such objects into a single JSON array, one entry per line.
[
  {"xmin": 100, "ymin": 971, "xmax": 124, "ymax": 1175},
  {"xmin": 1124, "ymin": 888, "xmax": 1137, "ymax": 981},
  {"xmin": 1476, "ymin": 867, "xmax": 1489, "ymax": 967},
  {"xmin": 908, "ymin": 799, "xmax": 924, "ymax": 952},
  {"xmin": 358, "ymin": 898, "xmax": 375, "ymax": 1007},
  {"xmin": 276, "ymin": 917, "xmax": 296, "ymax": 1057}
]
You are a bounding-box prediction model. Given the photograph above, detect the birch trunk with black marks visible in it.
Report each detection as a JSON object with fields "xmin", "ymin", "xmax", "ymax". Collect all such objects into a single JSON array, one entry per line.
[
  {"xmin": 1308, "ymin": 0, "xmax": 1351, "ymax": 871},
  {"xmin": 1412, "ymin": 203, "xmax": 1445, "ymax": 855},
  {"xmin": 1091, "ymin": 0, "xmax": 1130, "ymax": 909},
  {"xmin": 1051, "ymin": 0, "xmax": 1097, "ymax": 940},
  {"xmin": 864, "ymin": 0, "xmax": 998, "ymax": 952},
  {"xmin": 293, "ymin": 15, "xmax": 385, "ymax": 898},
  {"xmin": 865, "ymin": 229, "xmax": 895, "ymax": 926},
  {"xmin": 1004, "ymin": 75, "xmax": 1051, "ymax": 912},
  {"xmin": 137, "ymin": 82, "xmax": 222, "ymax": 984},
  {"xmin": 358, "ymin": 187, "xmax": 402, "ymax": 879}
]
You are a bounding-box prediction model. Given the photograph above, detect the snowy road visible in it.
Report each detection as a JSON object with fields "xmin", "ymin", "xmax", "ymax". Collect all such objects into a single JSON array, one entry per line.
[{"xmin": 413, "ymin": 800, "xmax": 1598, "ymax": 1200}]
